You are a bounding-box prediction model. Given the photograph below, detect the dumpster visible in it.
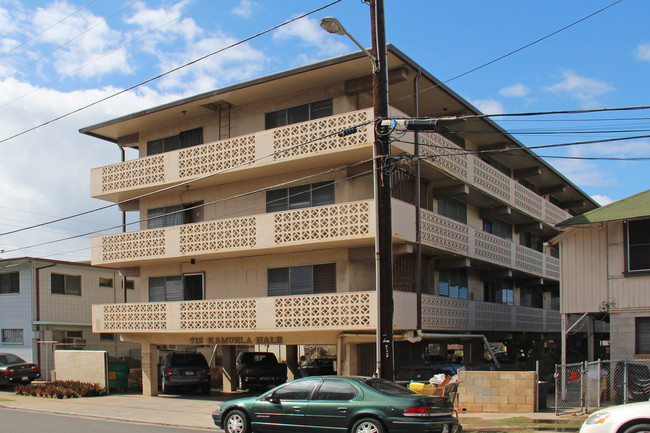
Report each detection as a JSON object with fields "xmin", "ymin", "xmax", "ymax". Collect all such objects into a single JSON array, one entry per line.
[{"xmin": 108, "ymin": 357, "xmax": 129, "ymax": 392}]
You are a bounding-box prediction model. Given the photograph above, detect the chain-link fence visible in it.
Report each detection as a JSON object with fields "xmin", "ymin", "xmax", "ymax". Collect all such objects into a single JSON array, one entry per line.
[{"xmin": 555, "ymin": 359, "xmax": 650, "ymax": 415}]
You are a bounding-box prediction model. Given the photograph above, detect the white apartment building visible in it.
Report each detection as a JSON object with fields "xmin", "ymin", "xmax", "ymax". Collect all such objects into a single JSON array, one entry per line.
[
  {"xmin": 83, "ymin": 46, "xmax": 597, "ymax": 395},
  {"xmin": 0, "ymin": 257, "xmax": 141, "ymax": 378}
]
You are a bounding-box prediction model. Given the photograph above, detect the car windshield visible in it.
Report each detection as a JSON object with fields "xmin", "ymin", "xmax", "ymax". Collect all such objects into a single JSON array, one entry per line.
[
  {"xmin": 362, "ymin": 378, "xmax": 418, "ymax": 395},
  {"xmin": 0, "ymin": 354, "xmax": 25, "ymax": 366},
  {"xmin": 171, "ymin": 354, "xmax": 205, "ymax": 367}
]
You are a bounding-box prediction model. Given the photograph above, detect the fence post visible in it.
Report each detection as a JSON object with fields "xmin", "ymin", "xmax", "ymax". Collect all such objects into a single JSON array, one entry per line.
[
  {"xmin": 597, "ymin": 359, "xmax": 602, "ymax": 408},
  {"xmin": 623, "ymin": 359, "xmax": 627, "ymax": 404},
  {"xmin": 581, "ymin": 361, "xmax": 586, "ymax": 413},
  {"xmin": 554, "ymin": 364, "xmax": 559, "ymax": 416}
]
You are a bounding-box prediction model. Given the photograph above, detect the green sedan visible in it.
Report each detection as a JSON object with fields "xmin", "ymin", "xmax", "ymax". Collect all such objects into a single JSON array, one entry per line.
[{"xmin": 212, "ymin": 376, "xmax": 461, "ymax": 433}]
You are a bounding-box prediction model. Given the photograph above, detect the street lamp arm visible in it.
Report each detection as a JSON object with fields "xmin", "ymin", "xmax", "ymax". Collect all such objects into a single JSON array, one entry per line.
[{"xmin": 320, "ymin": 17, "xmax": 378, "ymax": 72}]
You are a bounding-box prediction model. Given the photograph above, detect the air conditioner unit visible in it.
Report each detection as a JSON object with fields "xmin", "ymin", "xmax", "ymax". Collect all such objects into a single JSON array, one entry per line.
[{"xmin": 71, "ymin": 338, "xmax": 87, "ymax": 346}]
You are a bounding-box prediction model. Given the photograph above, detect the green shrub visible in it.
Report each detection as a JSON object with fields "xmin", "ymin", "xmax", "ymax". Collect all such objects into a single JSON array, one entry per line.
[{"xmin": 14, "ymin": 381, "xmax": 107, "ymax": 398}]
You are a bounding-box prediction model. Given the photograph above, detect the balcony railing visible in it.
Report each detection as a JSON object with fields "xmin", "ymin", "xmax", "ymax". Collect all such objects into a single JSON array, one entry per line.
[
  {"xmin": 420, "ymin": 209, "xmax": 560, "ymax": 280},
  {"xmin": 91, "ymin": 109, "xmax": 374, "ymax": 201},
  {"xmin": 421, "ymin": 294, "xmax": 560, "ymax": 333},
  {"xmin": 92, "ymin": 290, "xmax": 418, "ymax": 334},
  {"xmin": 90, "ymin": 290, "xmax": 558, "ymax": 335},
  {"xmin": 413, "ymin": 131, "xmax": 571, "ymax": 226},
  {"xmin": 92, "ymin": 200, "xmax": 376, "ymax": 265}
]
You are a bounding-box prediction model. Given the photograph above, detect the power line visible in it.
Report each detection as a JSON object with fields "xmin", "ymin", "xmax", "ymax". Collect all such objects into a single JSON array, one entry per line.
[
  {"xmin": 0, "ymin": 0, "xmax": 97, "ymax": 59},
  {"xmin": 0, "ymin": 0, "xmax": 343, "ymax": 145},
  {"xmin": 0, "ymin": 0, "xmax": 216, "ymax": 110},
  {"xmin": 0, "ymin": 115, "xmax": 374, "ymax": 237}
]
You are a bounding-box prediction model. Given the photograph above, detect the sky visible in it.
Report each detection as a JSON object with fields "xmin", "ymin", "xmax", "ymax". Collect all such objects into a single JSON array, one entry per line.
[{"xmin": 1, "ymin": 0, "xmax": 649, "ymax": 262}]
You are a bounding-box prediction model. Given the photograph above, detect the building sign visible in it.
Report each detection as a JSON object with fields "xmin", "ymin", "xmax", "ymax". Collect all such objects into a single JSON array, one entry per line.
[{"xmin": 190, "ymin": 336, "xmax": 284, "ymax": 345}]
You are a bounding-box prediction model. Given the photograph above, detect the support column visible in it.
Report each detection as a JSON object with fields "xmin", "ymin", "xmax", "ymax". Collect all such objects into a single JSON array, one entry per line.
[
  {"xmin": 222, "ymin": 345, "xmax": 237, "ymax": 392},
  {"xmin": 286, "ymin": 345, "xmax": 299, "ymax": 381},
  {"xmin": 587, "ymin": 315, "xmax": 595, "ymax": 362},
  {"xmin": 463, "ymin": 339, "xmax": 483, "ymax": 369},
  {"xmin": 141, "ymin": 343, "xmax": 158, "ymax": 396}
]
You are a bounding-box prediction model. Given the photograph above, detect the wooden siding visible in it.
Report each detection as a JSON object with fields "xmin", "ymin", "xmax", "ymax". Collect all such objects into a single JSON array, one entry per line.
[{"xmin": 560, "ymin": 225, "xmax": 608, "ymax": 313}]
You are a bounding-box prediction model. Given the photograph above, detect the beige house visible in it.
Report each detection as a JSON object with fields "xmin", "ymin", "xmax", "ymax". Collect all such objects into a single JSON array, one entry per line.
[
  {"xmin": 82, "ymin": 46, "xmax": 596, "ymax": 395},
  {"xmin": 0, "ymin": 257, "xmax": 141, "ymax": 378},
  {"xmin": 555, "ymin": 189, "xmax": 650, "ymax": 362}
]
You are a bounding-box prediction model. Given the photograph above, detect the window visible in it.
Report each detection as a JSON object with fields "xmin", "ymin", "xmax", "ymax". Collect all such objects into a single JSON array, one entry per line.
[
  {"xmin": 272, "ymin": 379, "xmax": 319, "ymax": 400},
  {"xmin": 484, "ymin": 280, "xmax": 514, "ymax": 305},
  {"xmin": 636, "ymin": 317, "xmax": 650, "ymax": 354},
  {"xmin": 626, "ymin": 219, "xmax": 650, "ymax": 272},
  {"xmin": 266, "ymin": 181, "xmax": 334, "ymax": 213},
  {"xmin": 438, "ymin": 269, "xmax": 468, "ymax": 300},
  {"xmin": 149, "ymin": 274, "xmax": 204, "ymax": 302},
  {"xmin": 51, "ymin": 273, "xmax": 81, "ymax": 296},
  {"xmin": 437, "ymin": 197, "xmax": 467, "ymax": 224},
  {"xmin": 125, "ymin": 279, "xmax": 135, "ymax": 290},
  {"xmin": 265, "ymin": 99, "xmax": 332, "ymax": 129},
  {"xmin": 520, "ymin": 232, "xmax": 543, "ymax": 252},
  {"xmin": 52, "ymin": 330, "xmax": 83, "ymax": 346},
  {"xmin": 99, "ymin": 277, "xmax": 113, "ymax": 288},
  {"xmin": 268, "ymin": 264, "xmax": 336, "ymax": 296},
  {"xmin": 100, "ymin": 333, "xmax": 115, "ymax": 341},
  {"xmin": 520, "ymin": 287, "xmax": 543, "ymax": 308},
  {"xmin": 484, "ymin": 218, "xmax": 513, "ymax": 241},
  {"xmin": 0, "ymin": 272, "xmax": 19, "ymax": 294},
  {"xmin": 313, "ymin": 380, "xmax": 358, "ymax": 400},
  {"xmin": 147, "ymin": 127, "xmax": 203, "ymax": 155},
  {"xmin": 148, "ymin": 202, "xmax": 203, "ymax": 228},
  {"xmin": 2, "ymin": 329, "xmax": 23, "ymax": 344}
]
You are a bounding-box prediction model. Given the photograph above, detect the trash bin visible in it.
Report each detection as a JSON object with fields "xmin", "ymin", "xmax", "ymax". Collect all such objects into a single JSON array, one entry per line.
[{"xmin": 108, "ymin": 357, "xmax": 129, "ymax": 393}]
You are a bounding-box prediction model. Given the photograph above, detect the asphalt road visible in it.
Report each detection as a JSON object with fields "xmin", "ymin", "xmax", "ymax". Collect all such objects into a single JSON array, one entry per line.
[{"xmin": 0, "ymin": 407, "xmax": 215, "ymax": 433}]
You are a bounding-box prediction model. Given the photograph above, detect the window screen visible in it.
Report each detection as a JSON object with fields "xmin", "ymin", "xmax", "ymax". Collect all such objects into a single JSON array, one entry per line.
[
  {"xmin": 627, "ymin": 219, "xmax": 650, "ymax": 272},
  {"xmin": 0, "ymin": 272, "xmax": 19, "ymax": 294}
]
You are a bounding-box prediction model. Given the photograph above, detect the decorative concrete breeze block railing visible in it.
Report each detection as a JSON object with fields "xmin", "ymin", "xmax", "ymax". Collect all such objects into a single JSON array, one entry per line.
[
  {"xmin": 92, "ymin": 201, "xmax": 374, "ymax": 264},
  {"xmin": 416, "ymin": 131, "xmax": 571, "ymax": 226},
  {"xmin": 421, "ymin": 294, "xmax": 561, "ymax": 333},
  {"xmin": 420, "ymin": 209, "xmax": 560, "ymax": 280},
  {"xmin": 92, "ymin": 109, "xmax": 374, "ymax": 197}
]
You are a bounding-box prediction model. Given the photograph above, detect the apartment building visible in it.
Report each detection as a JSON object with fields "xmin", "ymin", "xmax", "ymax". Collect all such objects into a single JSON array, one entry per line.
[
  {"xmin": 555, "ymin": 189, "xmax": 650, "ymax": 362},
  {"xmin": 0, "ymin": 257, "xmax": 140, "ymax": 378},
  {"xmin": 83, "ymin": 46, "xmax": 597, "ymax": 395}
]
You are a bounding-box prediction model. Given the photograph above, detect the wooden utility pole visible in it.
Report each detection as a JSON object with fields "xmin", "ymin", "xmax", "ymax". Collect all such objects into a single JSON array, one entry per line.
[{"xmin": 369, "ymin": 0, "xmax": 394, "ymax": 380}]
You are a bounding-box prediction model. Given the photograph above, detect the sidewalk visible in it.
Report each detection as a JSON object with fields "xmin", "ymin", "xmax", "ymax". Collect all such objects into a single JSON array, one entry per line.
[{"xmin": 0, "ymin": 389, "xmax": 587, "ymax": 431}]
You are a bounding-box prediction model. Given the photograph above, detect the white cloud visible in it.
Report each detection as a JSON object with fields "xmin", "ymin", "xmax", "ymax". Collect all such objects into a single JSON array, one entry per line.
[
  {"xmin": 588, "ymin": 140, "xmax": 650, "ymax": 157},
  {"xmin": 469, "ymin": 98, "xmax": 504, "ymax": 115},
  {"xmin": 272, "ymin": 16, "xmax": 349, "ymax": 57},
  {"xmin": 545, "ymin": 71, "xmax": 614, "ymax": 108},
  {"xmin": 499, "ymin": 83, "xmax": 529, "ymax": 98},
  {"xmin": 635, "ymin": 43, "xmax": 650, "ymax": 62},
  {"xmin": 591, "ymin": 195, "xmax": 614, "ymax": 206},
  {"xmin": 231, "ymin": 0, "xmax": 260, "ymax": 18},
  {"xmin": 548, "ymin": 158, "xmax": 611, "ymax": 187}
]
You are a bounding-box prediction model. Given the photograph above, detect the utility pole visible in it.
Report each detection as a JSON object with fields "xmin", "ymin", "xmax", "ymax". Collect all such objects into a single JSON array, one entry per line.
[{"xmin": 369, "ymin": 0, "xmax": 394, "ymax": 380}]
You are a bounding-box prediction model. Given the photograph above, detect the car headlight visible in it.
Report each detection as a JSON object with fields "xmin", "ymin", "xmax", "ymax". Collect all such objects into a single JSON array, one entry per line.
[{"xmin": 585, "ymin": 412, "xmax": 611, "ymax": 425}]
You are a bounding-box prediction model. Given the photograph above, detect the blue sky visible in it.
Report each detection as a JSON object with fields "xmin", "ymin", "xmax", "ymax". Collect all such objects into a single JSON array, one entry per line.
[{"xmin": 1, "ymin": 0, "xmax": 649, "ymax": 260}]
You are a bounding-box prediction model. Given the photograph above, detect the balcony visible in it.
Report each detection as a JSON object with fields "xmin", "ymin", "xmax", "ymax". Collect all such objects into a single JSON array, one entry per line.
[
  {"xmin": 92, "ymin": 200, "xmax": 383, "ymax": 266},
  {"xmin": 91, "ymin": 109, "xmax": 374, "ymax": 202},
  {"xmin": 421, "ymin": 294, "xmax": 560, "ymax": 333},
  {"xmin": 407, "ymin": 131, "xmax": 571, "ymax": 227},
  {"xmin": 420, "ymin": 209, "xmax": 560, "ymax": 280},
  {"xmin": 90, "ymin": 290, "xmax": 559, "ymax": 336}
]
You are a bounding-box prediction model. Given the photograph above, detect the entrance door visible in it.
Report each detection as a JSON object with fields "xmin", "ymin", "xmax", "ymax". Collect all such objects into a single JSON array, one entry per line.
[{"xmin": 184, "ymin": 273, "xmax": 204, "ymax": 300}]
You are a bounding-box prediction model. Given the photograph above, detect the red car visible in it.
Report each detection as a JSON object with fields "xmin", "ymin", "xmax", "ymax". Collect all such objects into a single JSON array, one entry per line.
[{"xmin": 0, "ymin": 353, "xmax": 40, "ymax": 386}]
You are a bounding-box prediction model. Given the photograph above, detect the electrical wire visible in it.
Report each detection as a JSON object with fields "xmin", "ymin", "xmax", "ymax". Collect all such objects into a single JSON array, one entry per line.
[
  {"xmin": 0, "ymin": 115, "xmax": 375, "ymax": 237},
  {"xmin": 0, "ymin": 0, "xmax": 97, "ymax": 59},
  {"xmin": 0, "ymin": 0, "xmax": 343, "ymax": 145}
]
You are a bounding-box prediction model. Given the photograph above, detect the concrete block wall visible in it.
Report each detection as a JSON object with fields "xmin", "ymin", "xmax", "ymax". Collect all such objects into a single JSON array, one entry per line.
[
  {"xmin": 54, "ymin": 350, "xmax": 108, "ymax": 389},
  {"xmin": 457, "ymin": 370, "xmax": 537, "ymax": 413}
]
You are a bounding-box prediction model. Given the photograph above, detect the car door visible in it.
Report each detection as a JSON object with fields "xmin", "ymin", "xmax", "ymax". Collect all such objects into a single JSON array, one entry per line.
[
  {"xmin": 304, "ymin": 378, "xmax": 360, "ymax": 432},
  {"xmin": 251, "ymin": 379, "xmax": 319, "ymax": 432}
]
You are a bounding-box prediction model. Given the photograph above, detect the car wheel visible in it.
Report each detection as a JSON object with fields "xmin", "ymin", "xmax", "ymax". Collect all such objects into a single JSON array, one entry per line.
[
  {"xmin": 623, "ymin": 424, "xmax": 650, "ymax": 433},
  {"xmin": 224, "ymin": 410, "xmax": 250, "ymax": 433},
  {"xmin": 352, "ymin": 418, "xmax": 384, "ymax": 433}
]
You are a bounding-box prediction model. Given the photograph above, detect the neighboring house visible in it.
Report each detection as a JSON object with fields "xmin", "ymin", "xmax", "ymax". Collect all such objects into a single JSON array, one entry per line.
[
  {"xmin": 0, "ymin": 257, "xmax": 141, "ymax": 377},
  {"xmin": 555, "ymin": 189, "xmax": 650, "ymax": 362},
  {"xmin": 82, "ymin": 45, "xmax": 597, "ymax": 395}
]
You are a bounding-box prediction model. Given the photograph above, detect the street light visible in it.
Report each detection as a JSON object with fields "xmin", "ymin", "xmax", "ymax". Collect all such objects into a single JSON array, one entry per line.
[
  {"xmin": 319, "ymin": 17, "xmax": 378, "ymax": 72},
  {"xmin": 320, "ymin": 5, "xmax": 394, "ymax": 380}
]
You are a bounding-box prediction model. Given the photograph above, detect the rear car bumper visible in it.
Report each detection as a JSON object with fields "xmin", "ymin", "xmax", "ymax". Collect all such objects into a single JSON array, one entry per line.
[
  {"xmin": 388, "ymin": 416, "xmax": 461, "ymax": 433},
  {"xmin": 0, "ymin": 371, "xmax": 41, "ymax": 385}
]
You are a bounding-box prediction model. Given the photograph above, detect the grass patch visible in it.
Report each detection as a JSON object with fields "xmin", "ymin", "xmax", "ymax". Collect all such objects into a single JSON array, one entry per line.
[{"xmin": 0, "ymin": 398, "xmax": 14, "ymax": 402}]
